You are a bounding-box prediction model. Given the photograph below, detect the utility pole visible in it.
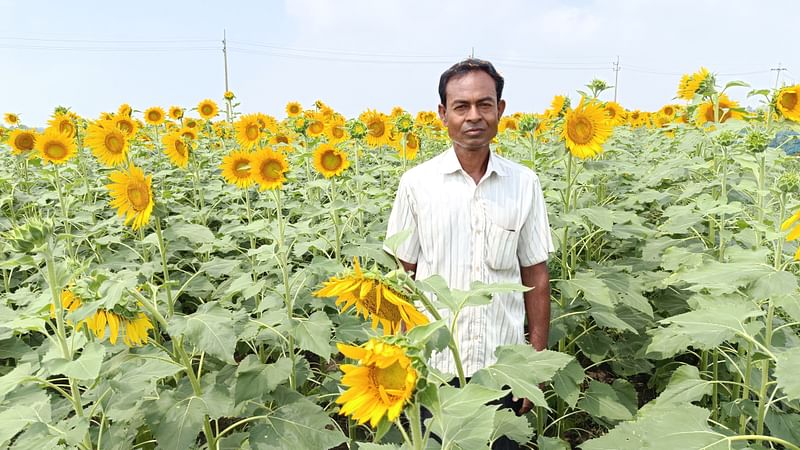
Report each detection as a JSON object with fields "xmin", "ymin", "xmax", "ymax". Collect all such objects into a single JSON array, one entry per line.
[
  {"xmin": 222, "ymin": 29, "xmax": 232, "ymax": 122},
  {"xmin": 612, "ymin": 56, "xmax": 620, "ymax": 102},
  {"xmin": 470, "ymin": 47, "xmax": 474, "ymax": 58},
  {"xmin": 771, "ymin": 62, "xmax": 787, "ymax": 89}
]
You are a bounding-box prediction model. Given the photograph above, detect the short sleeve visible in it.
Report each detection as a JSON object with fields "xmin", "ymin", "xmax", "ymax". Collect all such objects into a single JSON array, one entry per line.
[
  {"xmin": 517, "ymin": 176, "xmax": 554, "ymax": 267},
  {"xmin": 384, "ymin": 177, "xmax": 421, "ymax": 264}
]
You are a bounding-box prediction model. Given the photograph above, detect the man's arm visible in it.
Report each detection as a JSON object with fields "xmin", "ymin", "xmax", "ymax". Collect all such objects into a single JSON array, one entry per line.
[
  {"xmin": 399, "ymin": 260, "xmax": 417, "ymax": 280},
  {"xmin": 521, "ymin": 261, "xmax": 550, "ymax": 351}
]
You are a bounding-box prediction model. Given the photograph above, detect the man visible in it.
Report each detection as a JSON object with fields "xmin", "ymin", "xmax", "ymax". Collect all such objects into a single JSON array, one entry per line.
[{"xmin": 385, "ymin": 59, "xmax": 554, "ymax": 442}]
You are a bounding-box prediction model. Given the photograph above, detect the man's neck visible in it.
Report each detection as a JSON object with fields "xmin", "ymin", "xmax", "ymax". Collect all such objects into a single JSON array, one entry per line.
[{"xmin": 453, "ymin": 144, "xmax": 490, "ymax": 185}]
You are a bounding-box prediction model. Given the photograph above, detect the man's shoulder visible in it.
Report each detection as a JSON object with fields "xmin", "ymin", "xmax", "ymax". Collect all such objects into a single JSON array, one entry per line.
[
  {"xmin": 399, "ymin": 150, "xmax": 448, "ymax": 183},
  {"xmin": 492, "ymin": 151, "xmax": 541, "ymax": 184}
]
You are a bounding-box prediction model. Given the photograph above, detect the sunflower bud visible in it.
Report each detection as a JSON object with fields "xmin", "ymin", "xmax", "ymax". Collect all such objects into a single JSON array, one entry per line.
[
  {"xmin": 6, "ymin": 218, "xmax": 51, "ymax": 253},
  {"xmin": 744, "ymin": 128, "xmax": 772, "ymax": 153},
  {"xmin": 714, "ymin": 130, "xmax": 739, "ymax": 147},
  {"xmin": 395, "ymin": 114, "xmax": 414, "ymax": 133},
  {"xmin": 777, "ymin": 172, "xmax": 800, "ymax": 194},
  {"xmin": 519, "ymin": 115, "xmax": 539, "ymax": 134},
  {"xmin": 290, "ymin": 116, "xmax": 308, "ymax": 134},
  {"xmin": 347, "ymin": 119, "xmax": 368, "ymax": 140}
]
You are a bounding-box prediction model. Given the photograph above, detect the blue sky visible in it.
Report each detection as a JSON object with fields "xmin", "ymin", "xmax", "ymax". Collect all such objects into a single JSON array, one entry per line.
[{"xmin": 2, "ymin": 0, "xmax": 798, "ymax": 126}]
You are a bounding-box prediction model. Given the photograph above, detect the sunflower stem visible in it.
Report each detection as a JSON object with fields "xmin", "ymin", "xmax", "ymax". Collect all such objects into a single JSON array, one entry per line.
[
  {"xmin": 44, "ymin": 240, "xmax": 91, "ymax": 448},
  {"xmin": 174, "ymin": 337, "xmax": 217, "ymax": 449},
  {"xmin": 329, "ymin": 177, "xmax": 341, "ymax": 263},
  {"xmin": 272, "ymin": 189, "xmax": 297, "ymax": 389},
  {"xmin": 410, "ymin": 289, "xmax": 466, "ymax": 386},
  {"xmin": 155, "ymin": 217, "xmax": 174, "ymax": 317},
  {"xmin": 756, "ymin": 301, "xmax": 775, "ymax": 436},
  {"xmin": 53, "ymin": 164, "xmax": 75, "ymax": 259},
  {"xmin": 408, "ymin": 400, "xmax": 424, "ymax": 450}
]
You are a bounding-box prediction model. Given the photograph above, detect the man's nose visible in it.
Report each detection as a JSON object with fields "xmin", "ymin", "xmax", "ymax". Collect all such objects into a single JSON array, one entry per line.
[{"xmin": 466, "ymin": 104, "xmax": 481, "ymax": 121}]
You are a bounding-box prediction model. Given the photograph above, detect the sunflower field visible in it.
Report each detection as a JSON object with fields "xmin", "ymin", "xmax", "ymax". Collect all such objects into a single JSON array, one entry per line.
[{"xmin": 2, "ymin": 71, "xmax": 800, "ymax": 449}]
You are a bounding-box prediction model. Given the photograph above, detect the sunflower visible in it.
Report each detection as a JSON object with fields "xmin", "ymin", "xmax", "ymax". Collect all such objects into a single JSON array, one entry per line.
[
  {"xmin": 305, "ymin": 112, "xmax": 326, "ymax": 138},
  {"xmin": 49, "ymin": 289, "xmax": 84, "ymax": 328},
  {"xmin": 603, "ymin": 101, "xmax": 627, "ymax": 126},
  {"xmin": 325, "ymin": 116, "xmax": 348, "ymax": 144},
  {"xmin": 48, "ymin": 113, "xmax": 76, "ymax": 138},
  {"xmin": 234, "ymin": 114, "xmax": 262, "ymax": 150},
  {"xmin": 360, "ymin": 110, "xmax": 390, "ymax": 147},
  {"xmin": 169, "ymin": 106, "xmax": 184, "ymax": 120},
  {"xmin": 313, "ymin": 144, "xmax": 349, "ymax": 178},
  {"xmin": 285, "ymin": 101, "xmax": 302, "ymax": 117},
  {"xmin": 545, "ymin": 95, "xmax": 569, "ymax": 119},
  {"xmin": 677, "ymin": 67, "xmax": 710, "ymax": 101},
  {"xmin": 7, "ymin": 128, "xmax": 37, "ymax": 155},
  {"xmin": 251, "ymin": 148, "xmax": 288, "ymax": 190},
  {"xmin": 269, "ymin": 129, "xmax": 295, "ymax": 148},
  {"xmin": 498, "ymin": 116, "xmax": 518, "ymax": 133},
  {"xmin": 782, "ymin": 209, "xmax": 800, "ymax": 259},
  {"xmin": 336, "ymin": 338, "xmax": 418, "ymax": 427},
  {"xmin": 197, "ymin": 99, "xmax": 219, "ymax": 120},
  {"xmin": 394, "ymin": 114, "xmax": 413, "ymax": 133},
  {"xmin": 256, "ymin": 113, "xmax": 279, "ymax": 134},
  {"xmin": 144, "ymin": 106, "xmax": 166, "ymax": 125},
  {"xmin": 402, "ymin": 133, "xmax": 419, "ymax": 160},
  {"xmin": 36, "ymin": 128, "xmax": 77, "ymax": 164},
  {"xmin": 775, "ymin": 85, "xmax": 800, "ymax": 122},
  {"xmin": 179, "ymin": 127, "xmax": 198, "ymax": 141},
  {"xmin": 162, "ymin": 132, "xmax": 190, "ymax": 168},
  {"xmin": 118, "ymin": 103, "xmax": 133, "ymax": 117},
  {"xmin": 560, "ymin": 99, "xmax": 612, "ymax": 159},
  {"xmin": 113, "ymin": 116, "xmax": 139, "ymax": 138},
  {"xmin": 107, "ymin": 164, "xmax": 154, "ymax": 230},
  {"xmin": 85, "ymin": 120, "xmax": 129, "ymax": 166},
  {"xmin": 224, "ymin": 90, "xmax": 235, "ymax": 101},
  {"xmin": 84, "ymin": 308, "xmax": 154, "ymax": 347},
  {"xmin": 220, "ymin": 150, "xmax": 255, "ymax": 188},
  {"xmin": 314, "ymin": 258, "xmax": 428, "ymax": 334},
  {"xmin": 694, "ymin": 94, "xmax": 743, "ymax": 126},
  {"xmin": 4, "ymin": 113, "xmax": 19, "ymax": 126}
]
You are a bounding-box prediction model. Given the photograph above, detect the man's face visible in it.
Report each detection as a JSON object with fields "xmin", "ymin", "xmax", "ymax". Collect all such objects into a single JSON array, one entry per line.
[{"xmin": 438, "ymin": 70, "xmax": 506, "ymax": 152}]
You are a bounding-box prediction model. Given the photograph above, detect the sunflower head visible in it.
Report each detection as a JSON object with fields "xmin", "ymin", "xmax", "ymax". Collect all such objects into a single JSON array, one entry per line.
[
  {"xmin": 348, "ymin": 119, "xmax": 368, "ymax": 140},
  {"xmin": 224, "ymin": 90, "xmax": 235, "ymax": 101},
  {"xmin": 285, "ymin": 101, "xmax": 303, "ymax": 117},
  {"xmin": 197, "ymin": 99, "xmax": 219, "ymax": 120},
  {"xmin": 106, "ymin": 164, "xmax": 154, "ymax": 230},
  {"xmin": 86, "ymin": 120, "xmax": 129, "ymax": 167},
  {"xmin": 325, "ymin": 117, "xmax": 349, "ymax": 144},
  {"xmin": 313, "ymin": 144, "xmax": 349, "ymax": 178},
  {"xmin": 305, "ymin": 113, "xmax": 326, "ymax": 137},
  {"xmin": 336, "ymin": 337, "xmax": 419, "ymax": 427},
  {"xmin": 162, "ymin": 132, "xmax": 190, "ymax": 168},
  {"xmin": 118, "ymin": 103, "xmax": 133, "ymax": 117},
  {"xmin": 36, "ymin": 127, "xmax": 77, "ymax": 164},
  {"xmin": 7, "ymin": 128, "xmax": 37, "ymax": 155},
  {"xmin": 220, "ymin": 150, "xmax": 255, "ymax": 188},
  {"xmin": 359, "ymin": 110, "xmax": 390, "ymax": 147},
  {"xmin": 252, "ymin": 148, "xmax": 289, "ymax": 190},
  {"xmin": 402, "ymin": 133, "xmax": 420, "ymax": 160},
  {"xmin": 560, "ymin": 99, "xmax": 612, "ymax": 159},
  {"xmin": 694, "ymin": 94, "xmax": 743, "ymax": 127},
  {"xmin": 169, "ymin": 106, "xmax": 184, "ymax": 120},
  {"xmin": 498, "ymin": 116, "xmax": 519, "ymax": 133},
  {"xmin": 48, "ymin": 113, "xmax": 77, "ymax": 138},
  {"xmin": 114, "ymin": 116, "xmax": 139, "ymax": 137},
  {"xmin": 4, "ymin": 113, "xmax": 19, "ymax": 126},
  {"xmin": 234, "ymin": 114, "xmax": 263, "ymax": 150},
  {"xmin": 394, "ymin": 114, "xmax": 414, "ymax": 133},
  {"xmin": 144, "ymin": 106, "xmax": 166, "ymax": 125},
  {"xmin": 314, "ymin": 258, "xmax": 429, "ymax": 334},
  {"xmin": 775, "ymin": 85, "xmax": 800, "ymax": 122},
  {"xmin": 546, "ymin": 95, "xmax": 569, "ymax": 119}
]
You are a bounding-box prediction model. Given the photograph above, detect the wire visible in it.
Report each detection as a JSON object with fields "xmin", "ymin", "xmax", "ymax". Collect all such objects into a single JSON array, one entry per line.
[
  {"xmin": 0, "ymin": 44, "xmax": 218, "ymax": 53},
  {"xmin": 0, "ymin": 36, "xmax": 217, "ymax": 44}
]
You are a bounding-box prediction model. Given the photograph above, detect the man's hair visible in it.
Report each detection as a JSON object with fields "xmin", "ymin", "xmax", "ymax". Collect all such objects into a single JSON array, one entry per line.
[{"xmin": 438, "ymin": 58, "xmax": 504, "ymax": 106}]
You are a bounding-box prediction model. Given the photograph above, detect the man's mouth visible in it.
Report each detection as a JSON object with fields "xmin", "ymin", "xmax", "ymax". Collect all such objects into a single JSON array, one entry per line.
[{"xmin": 464, "ymin": 128, "xmax": 484, "ymax": 135}]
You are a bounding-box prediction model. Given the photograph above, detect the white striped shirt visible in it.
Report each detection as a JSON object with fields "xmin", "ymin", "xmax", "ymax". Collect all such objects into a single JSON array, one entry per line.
[{"xmin": 385, "ymin": 147, "xmax": 554, "ymax": 376}]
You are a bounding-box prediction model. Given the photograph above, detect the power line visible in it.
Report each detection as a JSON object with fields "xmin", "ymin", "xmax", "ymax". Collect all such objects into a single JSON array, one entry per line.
[{"xmin": 0, "ymin": 36, "xmax": 216, "ymax": 44}]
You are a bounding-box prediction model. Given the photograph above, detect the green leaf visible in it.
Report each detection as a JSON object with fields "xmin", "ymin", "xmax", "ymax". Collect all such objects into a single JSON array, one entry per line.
[
  {"xmin": 428, "ymin": 384, "xmax": 501, "ymax": 450},
  {"xmin": 167, "ymin": 221, "xmax": 215, "ymax": 245},
  {"xmin": 492, "ymin": 409, "xmax": 533, "ymax": 446},
  {"xmin": 248, "ymin": 397, "xmax": 346, "ymax": 450},
  {"xmin": 589, "ymin": 305, "xmax": 637, "ymax": 333},
  {"xmin": 0, "ymin": 362, "xmax": 33, "ymax": 400},
  {"xmin": 578, "ymin": 206, "xmax": 614, "ymax": 231},
  {"xmin": 774, "ymin": 293, "xmax": 800, "ymax": 323},
  {"xmin": 168, "ymin": 302, "xmax": 238, "ymax": 364},
  {"xmin": 201, "ymin": 257, "xmax": 242, "ymax": 278},
  {"xmin": 472, "ymin": 346, "xmax": 573, "ymax": 408},
  {"xmin": 764, "ymin": 411, "xmax": 800, "ymax": 446},
  {"xmin": 750, "ymin": 269, "xmax": 798, "ymax": 299},
  {"xmin": 775, "ymin": 348, "xmax": 800, "ymax": 401},
  {"xmin": 649, "ymin": 365, "xmax": 711, "ymax": 407},
  {"xmin": 146, "ymin": 386, "xmax": 207, "ymax": 450},
  {"xmin": 724, "ymin": 80, "xmax": 750, "ymax": 90},
  {"xmin": 577, "ymin": 380, "xmax": 636, "ymax": 421},
  {"xmin": 561, "ymin": 275, "xmax": 613, "ymax": 308},
  {"xmin": 234, "ymin": 355, "xmax": 293, "ymax": 405},
  {"xmin": 552, "ymin": 359, "xmax": 584, "ymax": 408},
  {"xmin": 416, "ymin": 275, "xmax": 456, "ymax": 311},
  {"xmin": 0, "ymin": 387, "xmax": 51, "ymax": 444},
  {"xmin": 581, "ymin": 403, "xmax": 726, "ymax": 450},
  {"xmin": 49, "ymin": 342, "xmax": 105, "ymax": 381},
  {"xmin": 357, "ymin": 444, "xmax": 402, "ymax": 450},
  {"xmin": 671, "ymin": 260, "xmax": 771, "ymax": 295},
  {"xmin": 384, "ymin": 228, "xmax": 413, "ymax": 255},
  {"xmin": 537, "ymin": 435, "xmax": 571, "ymax": 450},
  {"xmin": 293, "ymin": 311, "xmax": 333, "ymax": 360}
]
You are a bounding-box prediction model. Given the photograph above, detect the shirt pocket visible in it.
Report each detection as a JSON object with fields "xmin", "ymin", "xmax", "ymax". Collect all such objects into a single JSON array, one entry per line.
[{"xmin": 484, "ymin": 219, "xmax": 520, "ymax": 271}]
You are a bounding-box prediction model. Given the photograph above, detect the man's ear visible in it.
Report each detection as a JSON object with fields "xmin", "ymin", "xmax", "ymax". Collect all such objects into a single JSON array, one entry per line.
[
  {"xmin": 438, "ymin": 103, "xmax": 447, "ymax": 125},
  {"xmin": 497, "ymin": 99, "xmax": 506, "ymax": 118}
]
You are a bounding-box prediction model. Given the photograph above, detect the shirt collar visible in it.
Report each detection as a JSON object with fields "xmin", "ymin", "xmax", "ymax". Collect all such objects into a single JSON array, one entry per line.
[{"xmin": 439, "ymin": 146, "xmax": 509, "ymax": 177}]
